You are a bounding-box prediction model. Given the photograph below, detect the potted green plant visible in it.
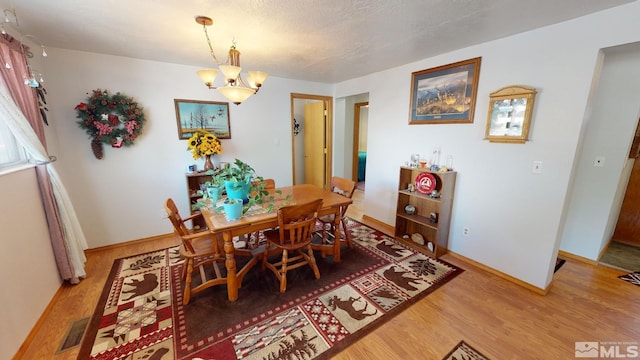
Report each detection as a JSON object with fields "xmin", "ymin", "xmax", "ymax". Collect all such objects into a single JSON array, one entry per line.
[
  {"xmin": 222, "ymin": 197, "xmax": 243, "ymax": 220},
  {"xmin": 192, "ymin": 159, "xmax": 291, "ymax": 218},
  {"xmin": 189, "ymin": 170, "xmax": 225, "ymax": 209},
  {"xmin": 217, "ymin": 159, "xmax": 264, "ymax": 202},
  {"xmin": 203, "ymin": 169, "xmax": 227, "ymax": 201}
]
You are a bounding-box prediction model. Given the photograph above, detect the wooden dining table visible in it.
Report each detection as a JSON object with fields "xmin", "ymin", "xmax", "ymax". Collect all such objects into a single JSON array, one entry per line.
[{"xmin": 199, "ymin": 184, "xmax": 353, "ymax": 302}]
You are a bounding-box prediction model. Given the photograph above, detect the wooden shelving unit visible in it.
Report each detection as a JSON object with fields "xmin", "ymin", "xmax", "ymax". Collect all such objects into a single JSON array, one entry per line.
[
  {"xmin": 394, "ymin": 167, "xmax": 456, "ymax": 258},
  {"xmin": 186, "ymin": 172, "xmax": 212, "ymax": 229}
]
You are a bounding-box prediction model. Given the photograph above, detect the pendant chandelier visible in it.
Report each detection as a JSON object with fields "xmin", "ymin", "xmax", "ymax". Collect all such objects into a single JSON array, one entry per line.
[{"xmin": 195, "ymin": 16, "xmax": 268, "ymax": 105}]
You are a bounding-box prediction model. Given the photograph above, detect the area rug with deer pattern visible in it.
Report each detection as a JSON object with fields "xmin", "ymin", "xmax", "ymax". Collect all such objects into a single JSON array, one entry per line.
[
  {"xmin": 442, "ymin": 340, "xmax": 490, "ymax": 360},
  {"xmin": 78, "ymin": 219, "xmax": 462, "ymax": 359},
  {"xmin": 619, "ymin": 272, "xmax": 640, "ymax": 286}
]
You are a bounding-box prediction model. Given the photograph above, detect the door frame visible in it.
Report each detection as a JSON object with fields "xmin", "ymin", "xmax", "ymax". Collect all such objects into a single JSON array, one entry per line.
[
  {"xmin": 290, "ymin": 93, "xmax": 333, "ymax": 189},
  {"xmin": 352, "ymin": 101, "xmax": 368, "ymax": 182}
]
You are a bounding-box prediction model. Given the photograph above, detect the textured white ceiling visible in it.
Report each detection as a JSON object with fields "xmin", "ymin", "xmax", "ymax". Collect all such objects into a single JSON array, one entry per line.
[{"xmin": 0, "ymin": 0, "xmax": 633, "ymax": 83}]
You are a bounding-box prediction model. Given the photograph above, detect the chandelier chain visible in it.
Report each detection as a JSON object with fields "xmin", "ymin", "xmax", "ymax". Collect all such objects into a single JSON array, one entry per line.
[{"xmin": 202, "ymin": 23, "xmax": 228, "ymax": 66}]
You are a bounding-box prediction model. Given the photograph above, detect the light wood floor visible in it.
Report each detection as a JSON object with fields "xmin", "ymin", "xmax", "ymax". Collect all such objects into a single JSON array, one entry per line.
[{"xmin": 18, "ymin": 189, "xmax": 640, "ymax": 359}]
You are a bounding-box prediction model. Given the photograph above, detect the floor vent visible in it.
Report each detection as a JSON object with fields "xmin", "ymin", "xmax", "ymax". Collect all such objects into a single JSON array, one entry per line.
[{"xmin": 56, "ymin": 317, "xmax": 89, "ymax": 353}]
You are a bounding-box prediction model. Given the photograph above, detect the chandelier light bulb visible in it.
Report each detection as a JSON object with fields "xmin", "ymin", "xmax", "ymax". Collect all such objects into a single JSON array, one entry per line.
[
  {"xmin": 41, "ymin": 46, "xmax": 47, "ymax": 57},
  {"xmin": 219, "ymin": 65, "xmax": 242, "ymax": 83},
  {"xmin": 196, "ymin": 69, "xmax": 218, "ymax": 88}
]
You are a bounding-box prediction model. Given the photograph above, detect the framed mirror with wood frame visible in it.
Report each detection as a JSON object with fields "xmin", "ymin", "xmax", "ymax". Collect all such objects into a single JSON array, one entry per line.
[{"xmin": 484, "ymin": 85, "xmax": 537, "ymax": 143}]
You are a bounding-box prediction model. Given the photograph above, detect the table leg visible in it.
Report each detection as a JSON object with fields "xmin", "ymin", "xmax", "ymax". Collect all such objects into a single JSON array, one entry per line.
[
  {"xmin": 223, "ymin": 231, "xmax": 238, "ymax": 301},
  {"xmin": 332, "ymin": 211, "xmax": 342, "ymax": 262}
]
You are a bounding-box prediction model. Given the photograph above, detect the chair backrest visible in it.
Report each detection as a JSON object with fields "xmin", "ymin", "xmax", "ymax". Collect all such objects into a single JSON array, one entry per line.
[
  {"xmin": 330, "ymin": 176, "xmax": 357, "ymax": 199},
  {"xmin": 250, "ymin": 178, "xmax": 276, "ymax": 197},
  {"xmin": 165, "ymin": 198, "xmax": 200, "ymax": 253},
  {"xmin": 165, "ymin": 198, "xmax": 190, "ymax": 236},
  {"xmin": 275, "ymin": 198, "xmax": 323, "ymax": 248},
  {"xmin": 263, "ymin": 178, "xmax": 276, "ymax": 190}
]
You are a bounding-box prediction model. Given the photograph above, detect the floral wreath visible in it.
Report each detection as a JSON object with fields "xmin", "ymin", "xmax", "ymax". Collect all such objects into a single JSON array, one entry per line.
[{"xmin": 75, "ymin": 89, "xmax": 145, "ymax": 159}]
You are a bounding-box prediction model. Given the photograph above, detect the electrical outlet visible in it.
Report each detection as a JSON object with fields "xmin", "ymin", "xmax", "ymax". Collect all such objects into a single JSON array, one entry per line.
[{"xmin": 463, "ymin": 227, "xmax": 469, "ymax": 236}]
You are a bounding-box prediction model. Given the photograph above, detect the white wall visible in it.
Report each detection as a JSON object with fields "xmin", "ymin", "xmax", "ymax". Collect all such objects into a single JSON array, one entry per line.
[
  {"xmin": 0, "ymin": 168, "xmax": 61, "ymax": 360},
  {"xmin": 334, "ymin": 2, "xmax": 640, "ymax": 290},
  {"xmin": 44, "ymin": 49, "xmax": 332, "ymax": 247},
  {"xmin": 560, "ymin": 43, "xmax": 640, "ymax": 259}
]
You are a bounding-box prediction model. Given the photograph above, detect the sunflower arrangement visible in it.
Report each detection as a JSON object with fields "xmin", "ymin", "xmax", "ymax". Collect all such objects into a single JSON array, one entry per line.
[{"xmin": 187, "ymin": 130, "xmax": 223, "ymax": 159}]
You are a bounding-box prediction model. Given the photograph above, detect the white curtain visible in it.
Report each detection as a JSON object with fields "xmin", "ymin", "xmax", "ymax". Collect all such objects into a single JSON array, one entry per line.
[{"xmin": 0, "ymin": 84, "xmax": 88, "ymax": 279}]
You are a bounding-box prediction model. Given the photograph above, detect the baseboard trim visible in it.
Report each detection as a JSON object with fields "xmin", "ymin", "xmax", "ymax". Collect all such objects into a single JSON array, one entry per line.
[
  {"xmin": 85, "ymin": 233, "xmax": 175, "ymax": 254},
  {"xmin": 446, "ymin": 250, "xmax": 551, "ymax": 295},
  {"xmin": 597, "ymin": 241, "xmax": 611, "ymax": 262},
  {"xmin": 357, "ymin": 215, "xmax": 551, "ymax": 295},
  {"xmin": 558, "ymin": 249, "xmax": 598, "ymax": 266},
  {"xmin": 13, "ymin": 282, "xmax": 67, "ymax": 359},
  {"xmin": 361, "ymin": 214, "xmax": 394, "ymax": 236}
]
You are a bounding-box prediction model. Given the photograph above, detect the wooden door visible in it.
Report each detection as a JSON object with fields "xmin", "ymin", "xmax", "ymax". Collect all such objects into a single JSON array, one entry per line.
[
  {"xmin": 611, "ymin": 118, "xmax": 640, "ymax": 247},
  {"xmin": 612, "ymin": 158, "xmax": 640, "ymax": 247},
  {"xmin": 304, "ymin": 101, "xmax": 326, "ymax": 188}
]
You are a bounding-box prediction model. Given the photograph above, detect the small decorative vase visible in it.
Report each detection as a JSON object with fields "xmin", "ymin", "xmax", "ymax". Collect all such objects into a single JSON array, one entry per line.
[
  {"xmin": 203, "ymin": 155, "xmax": 214, "ymax": 171},
  {"xmin": 404, "ymin": 204, "xmax": 416, "ymax": 215}
]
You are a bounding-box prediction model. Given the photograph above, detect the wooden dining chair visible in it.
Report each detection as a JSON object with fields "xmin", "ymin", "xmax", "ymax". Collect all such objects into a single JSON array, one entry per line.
[
  {"xmin": 262, "ymin": 178, "xmax": 276, "ymax": 190},
  {"xmin": 262, "ymin": 198, "xmax": 323, "ymax": 293},
  {"xmin": 250, "ymin": 178, "xmax": 276, "ymax": 191},
  {"xmin": 164, "ymin": 198, "xmax": 226, "ymax": 305},
  {"xmin": 247, "ymin": 178, "xmax": 276, "ymax": 248},
  {"xmin": 317, "ymin": 176, "xmax": 357, "ymax": 248}
]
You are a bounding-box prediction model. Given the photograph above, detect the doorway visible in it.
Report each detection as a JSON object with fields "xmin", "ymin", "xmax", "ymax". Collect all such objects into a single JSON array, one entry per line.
[
  {"xmin": 290, "ymin": 93, "xmax": 333, "ymax": 188},
  {"xmin": 601, "ymin": 117, "xmax": 640, "ymax": 271},
  {"xmin": 352, "ymin": 102, "xmax": 368, "ymax": 191},
  {"xmin": 610, "ymin": 117, "xmax": 640, "ymax": 247},
  {"xmin": 558, "ymin": 42, "xmax": 640, "ymax": 272}
]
